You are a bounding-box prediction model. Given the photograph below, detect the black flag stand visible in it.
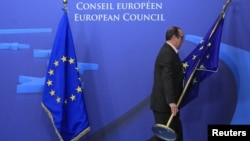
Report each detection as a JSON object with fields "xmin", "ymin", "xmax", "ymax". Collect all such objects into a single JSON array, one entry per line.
[{"xmin": 151, "ymin": 0, "xmax": 232, "ymax": 140}]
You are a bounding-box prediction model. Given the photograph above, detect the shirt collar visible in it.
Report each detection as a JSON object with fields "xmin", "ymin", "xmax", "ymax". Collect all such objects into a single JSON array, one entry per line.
[{"xmin": 166, "ymin": 41, "xmax": 178, "ymax": 54}]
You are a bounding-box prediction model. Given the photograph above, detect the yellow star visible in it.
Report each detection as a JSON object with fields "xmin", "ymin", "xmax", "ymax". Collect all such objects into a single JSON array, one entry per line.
[
  {"xmin": 50, "ymin": 90, "xmax": 55, "ymax": 96},
  {"xmin": 182, "ymin": 62, "xmax": 189, "ymax": 69},
  {"xmin": 70, "ymin": 94, "xmax": 76, "ymax": 101},
  {"xmin": 46, "ymin": 80, "xmax": 53, "ymax": 86},
  {"xmin": 48, "ymin": 69, "xmax": 54, "ymax": 76},
  {"xmin": 199, "ymin": 64, "xmax": 206, "ymax": 70},
  {"xmin": 76, "ymin": 86, "xmax": 82, "ymax": 93},
  {"xmin": 64, "ymin": 99, "xmax": 67, "ymax": 104},
  {"xmin": 199, "ymin": 46, "xmax": 204, "ymax": 50},
  {"xmin": 206, "ymin": 54, "xmax": 210, "ymax": 59},
  {"xmin": 192, "ymin": 78, "xmax": 197, "ymax": 84},
  {"xmin": 61, "ymin": 56, "xmax": 67, "ymax": 62},
  {"xmin": 207, "ymin": 42, "xmax": 212, "ymax": 47},
  {"xmin": 54, "ymin": 60, "xmax": 59, "ymax": 67},
  {"xmin": 69, "ymin": 58, "xmax": 75, "ymax": 64},
  {"xmin": 56, "ymin": 97, "xmax": 61, "ymax": 103},
  {"xmin": 192, "ymin": 55, "xmax": 197, "ymax": 60},
  {"xmin": 75, "ymin": 67, "xmax": 79, "ymax": 72},
  {"xmin": 78, "ymin": 77, "xmax": 81, "ymax": 81}
]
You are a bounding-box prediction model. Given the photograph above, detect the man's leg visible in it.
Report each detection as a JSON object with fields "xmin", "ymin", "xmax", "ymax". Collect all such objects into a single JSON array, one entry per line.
[{"xmin": 148, "ymin": 111, "xmax": 169, "ymax": 141}]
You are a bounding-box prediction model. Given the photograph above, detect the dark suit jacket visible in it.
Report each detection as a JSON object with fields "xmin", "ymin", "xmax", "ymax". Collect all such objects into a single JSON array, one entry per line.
[{"xmin": 150, "ymin": 42, "xmax": 184, "ymax": 113}]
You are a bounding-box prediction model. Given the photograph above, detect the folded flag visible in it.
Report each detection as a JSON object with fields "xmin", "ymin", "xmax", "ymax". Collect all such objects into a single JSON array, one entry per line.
[
  {"xmin": 41, "ymin": 10, "xmax": 90, "ymax": 141},
  {"xmin": 180, "ymin": 15, "xmax": 224, "ymax": 108}
]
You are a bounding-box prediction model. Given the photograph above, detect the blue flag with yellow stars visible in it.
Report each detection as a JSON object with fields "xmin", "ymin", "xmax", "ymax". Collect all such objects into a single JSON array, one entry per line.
[
  {"xmin": 180, "ymin": 15, "xmax": 224, "ymax": 108},
  {"xmin": 41, "ymin": 11, "xmax": 90, "ymax": 141}
]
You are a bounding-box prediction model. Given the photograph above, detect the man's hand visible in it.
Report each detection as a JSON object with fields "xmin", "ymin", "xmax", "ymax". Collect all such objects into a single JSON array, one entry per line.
[{"xmin": 169, "ymin": 103, "xmax": 178, "ymax": 116}]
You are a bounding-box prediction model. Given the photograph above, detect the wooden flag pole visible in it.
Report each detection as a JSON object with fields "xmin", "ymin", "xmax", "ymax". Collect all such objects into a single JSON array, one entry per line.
[{"xmin": 209, "ymin": 0, "xmax": 231, "ymax": 39}]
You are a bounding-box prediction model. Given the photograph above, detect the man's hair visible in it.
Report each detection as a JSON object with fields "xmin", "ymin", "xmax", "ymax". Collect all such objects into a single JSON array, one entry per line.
[{"xmin": 165, "ymin": 26, "xmax": 181, "ymax": 41}]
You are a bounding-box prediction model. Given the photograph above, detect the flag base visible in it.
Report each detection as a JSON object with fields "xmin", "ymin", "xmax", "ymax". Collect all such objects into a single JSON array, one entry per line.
[{"xmin": 152, "ymin": 124, "xmax": 176, "ymax": 141}]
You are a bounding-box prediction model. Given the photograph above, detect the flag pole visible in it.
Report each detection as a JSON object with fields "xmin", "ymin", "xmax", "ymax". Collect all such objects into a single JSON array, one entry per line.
[
  {"xmin": 63, "ymin": 0, "xmax": 68, "ymax": 11},
  {"xmin": 208, "ymin": 0, "xmax": 231, "ymax": 39},
  {"xmin": 176, "ymin": 0, "xmax": 231, "ymax": 110},
  {"xmin": 152, "ymin": 0, "xmax": 232, "ymax": 140}
]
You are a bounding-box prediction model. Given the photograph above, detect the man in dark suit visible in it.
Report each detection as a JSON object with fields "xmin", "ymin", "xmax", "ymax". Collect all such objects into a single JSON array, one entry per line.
[{"xmin": 149, "ymin": 26, "xmax": 184, "ymax": 141}]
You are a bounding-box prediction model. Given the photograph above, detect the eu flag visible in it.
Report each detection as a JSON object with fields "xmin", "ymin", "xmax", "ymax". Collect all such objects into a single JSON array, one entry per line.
[
  {"xmin": 180, "ymin": 15, "xmax": 224, "ymax": 108},
  {"xmin": 41, "ymin": 11, "xmax": 90, "ymax": 141}
]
